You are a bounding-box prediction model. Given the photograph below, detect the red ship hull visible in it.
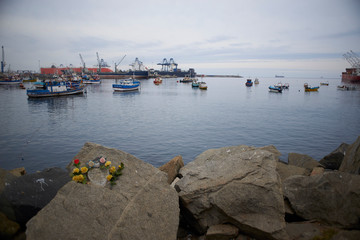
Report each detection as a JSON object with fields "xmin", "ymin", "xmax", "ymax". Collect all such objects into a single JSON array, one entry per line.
[
  {"xmin": 342, "ymin": 68, "xmax": 360, "ymax": 84},
  {"xmin": 41, "ymin": 67, "xmax": 113, "ymax": 75}
]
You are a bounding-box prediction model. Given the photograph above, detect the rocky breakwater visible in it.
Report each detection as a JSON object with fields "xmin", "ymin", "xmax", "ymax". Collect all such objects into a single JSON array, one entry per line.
[{"xmin": 25, "ymin": 142, "xmax": 179, "ymax": 240}]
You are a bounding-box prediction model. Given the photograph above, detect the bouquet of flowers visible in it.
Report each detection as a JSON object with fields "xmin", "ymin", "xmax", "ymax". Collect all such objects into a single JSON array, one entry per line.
[{"xmin": 107, "ymin": 162, "xmax": 125, "ymax": 185}]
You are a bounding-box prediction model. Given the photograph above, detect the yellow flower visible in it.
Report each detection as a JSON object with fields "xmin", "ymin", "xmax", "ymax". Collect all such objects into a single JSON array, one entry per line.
[
  {"xmin": 106, "ymin": 175, "xmax": 113, "ymax": 181},
  {"xmin": 118, "ymin": 165, "xmax": 122, "ymax": 169},
  {"xmin": 73, "ymin": 168, "xmax": 80, "ymax": 174},
  {"xmin": 109, "ymin": 166, "xmax": 116, "ymax": 174},
  {"xmin": 105, "ymin": 161, "xmax": 111, "ymax": 167},
  {"xmin": 72, "ymin": 176, "xmax": 78, "ymax": 181},
  {"xmin": 77, "ymin": 174, "xmax": 84, "ymax": 182},
  {"xmin": 81, "ymin": 167, "xmax": 88, "ymax": 174}
]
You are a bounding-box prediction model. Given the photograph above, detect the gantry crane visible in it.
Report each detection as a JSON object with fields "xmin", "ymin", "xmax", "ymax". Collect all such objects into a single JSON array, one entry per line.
[
  {"xmin": 115, "ymin": 55, "xmax": 126, "ymax": 72},
  {"xmin": 343, "ymin": 50, "xmax": 360, "ymax": 69},
  {"xmin": 1, "ymin": 46, "xmax": 5, "ymax": 73}
]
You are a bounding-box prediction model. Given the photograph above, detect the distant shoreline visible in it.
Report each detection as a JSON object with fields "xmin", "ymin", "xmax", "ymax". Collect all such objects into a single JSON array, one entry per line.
[{"xmin": 197, "ymin": 74, "xmax": 243, "ymax": 78}]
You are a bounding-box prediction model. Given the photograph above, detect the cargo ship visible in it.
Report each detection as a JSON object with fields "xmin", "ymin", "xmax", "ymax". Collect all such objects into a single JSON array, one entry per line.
[
  {"xmin": 342, "ymin": 51, "xmax": 360, "ymax": 84},
  {"xmin": 342, "ymin": 68, "xmax": 360, "ymax": 84},
  {"xmin": 149, "ymin": 58, "xmax": 196, "ymax": 78}
]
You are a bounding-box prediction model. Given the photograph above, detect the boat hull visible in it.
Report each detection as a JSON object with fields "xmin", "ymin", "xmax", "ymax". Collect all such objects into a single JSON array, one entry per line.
[
  {"xmin": 269, "ymin": 86, "xmax": 282, "ymax": 93},
  {"xmin": 304, "ymin": 87, "xmax": 319, "ymax": 92},
  {"xmin": 27, "ymin": 88, "xmax": 85, "ymax": 98},
  {"xmin": 113, "ymin": 86, "xmax": 139, "ymax": 92},
  {"xmin": 0, "ymin": 80, "xmax": 22, "ymax": 85},
  {"xmin": 112, "ymin": 81, "xmax": 140, "ymax": 92},
  {"xmin": 82, "ymin": 80, "xmax": 101, "ymax": 84},
  {"xmin": 342, "ymin": 68, "xmax": 360, "ymax": 84}
]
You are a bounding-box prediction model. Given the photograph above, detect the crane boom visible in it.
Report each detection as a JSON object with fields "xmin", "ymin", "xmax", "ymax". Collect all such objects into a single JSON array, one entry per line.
[
  {"xmin": 96, "ymin": 52, "xmax": 101, "ymax": 73},
  {"xmin": 79, "ymin": 53, "xmax": 87, "ymax": 73},
  {"xmin": 115, "ymin": 55, "xmax": 126, "ymax": 72},
  {"xmin": 1, "ymin": 46, "xmax": 5, "ymax": 73}
]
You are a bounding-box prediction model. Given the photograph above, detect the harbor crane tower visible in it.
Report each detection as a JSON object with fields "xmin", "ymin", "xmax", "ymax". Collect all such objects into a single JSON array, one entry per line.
[
  {"xmin": 157, "ymin": 58, "xmax": 178, "ymax": 72},
  {"xmin": 343, "ymin": 50, "xmax": 360, "ymax": 69}
]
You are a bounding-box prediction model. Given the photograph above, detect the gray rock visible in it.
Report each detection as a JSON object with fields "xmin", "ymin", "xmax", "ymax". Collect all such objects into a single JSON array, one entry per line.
[
  {"xmin": 0, "ymin": 167, "xmax": 69, "ymax": 224},
  {"xmin": 339, "ymin": 136, "xmax": 360, "ymax": 174},
  {"xmin": 276, "ymin": 161, "xmax": 307, "ymax": 182},
  {"xmin": 320, "ymin": 143, "xmax": 349, "ymax": 170},
  {"xmin": 176, "ymin": 145, "xmax": 288, "ymax": 240},
  {"xmin": 284, "ymin": 172, "xmax": 360, "ymax": 229},
  {"xmin": 288, "ymin": 153, "xmax": 323, "ymax": 174},
  {"xmin": 206, "ymin": 224, "xmax": 239, "ymax": 240},
  {"xmin": 26, "ymin": 142, "xmax": 179, "ymax": 240},
  {"xmin": 159, "ymin": 155, "xmax": 184, "ymax": 184}
]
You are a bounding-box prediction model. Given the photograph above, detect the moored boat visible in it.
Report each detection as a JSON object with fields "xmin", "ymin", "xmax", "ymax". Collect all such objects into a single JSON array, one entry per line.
[
  {"xmin": 192, "ymin": 79, "xmax": 199, "ymax": 87},
  {"xmin": 26, "ymin": 81, "xmax": 85, "ymax": 98},
  {"xmin": 112, "ymin": 79, "xmax": 140, "ymax": 92},
  {"xmin": 82, "ymin": 74, "xmax": 101, "ymax": 84},
  {"xmin": 245, "ymin": 79, "xmax": 253, "ymax": 87},
  {"xmin": 320, "ymin": 82, "xmax": 329, "ymax": 86},
  {"xmin": 180, "ymin": 75, "xmax": 196, "ymax": 83},
  {"xmin": 304, "ymin": 83, "xmax": 319, "ymax": 92},
  {"xmin": 269, "ymin": 86, "xmax": 282, "ymax": 93},
  {"xmin": 153, "ymin": 77, "xmax": 162, "ymax": 85},
  {"xmin": 199, "ymin": 81, "xmax": 207, "ymax": 90},
  {"xmin": 0, "ymin": 74, "xmax": 22, "ymax": 85},
  {"xmin": 254, "ymin": 78, "xmax": 259, "ymax": 84}
]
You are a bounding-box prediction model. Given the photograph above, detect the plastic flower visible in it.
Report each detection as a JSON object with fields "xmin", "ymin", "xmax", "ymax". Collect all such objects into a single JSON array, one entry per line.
[
  {"xmin": 88, "ymin": 161, "xmax": 95, "ymax": 167},
  {"xmin": 109, "ymin": 166, "xmax": 116, "ymax": 174},
  {"xmin": 106, "ymin": 175, "xmax": 113, "ymax": 181},
  {"xmin": 81, "ymin": 167, "xmax": 88, "ymax": 174},
  {"xmin": 77, "ymin": 174, "xmax": 84, "ymax": 182},
  {"xmin": 74, "ymin": 159, "xmax": 80, "ymax": 165},
  {"xmin": 105, "ymin": 161, "xmax": 111, "ymax": 167},
  {"xmin": 118, "ymin": 165, "xmax": 122, "ymax": 169},
  {"xmin": 73, "ymin": 168, "xmax": 80, "ymax": 174},
  {"xmin": 100, "ymin": 157, "xmax": 106, "ymax": 164}
]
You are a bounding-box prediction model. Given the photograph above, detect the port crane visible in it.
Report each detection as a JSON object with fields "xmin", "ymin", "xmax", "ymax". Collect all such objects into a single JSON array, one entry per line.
[
  {"xmin": 157, "ymin": 58, "xmax": 178, "ymax": 72},
  {"xmin": 79, "ymin": 53, "xmax": 87, "ymax": 73},
  {"xmin": 96, "ymin": 52, "xmax": 110, "ymax": 73},
  {"xmin": 1, "ymin": 46, "xmax": 5, "ymax": 73},
  {"xmin": 343, "ymin": 50, "xmax": 360, "ymax": 69},
  {"xmin": 114, "ymin": 55, "xmax": 126, "ymax": 72},
  {"xmin": 129, "ymin": 57, "xmax": 146, "ymax": 71}
]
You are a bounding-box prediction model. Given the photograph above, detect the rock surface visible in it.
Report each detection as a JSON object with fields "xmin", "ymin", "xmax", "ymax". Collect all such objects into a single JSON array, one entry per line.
[
  {"xmin": 26, "ymin": 142, "xmax": 179, "ymax": 240},
  {"xmin": 339, "ymin": 136, "xmax": 360, "ymax": 174},
  {"xmin": 319, "ymin": 143, "xmax": 349, "ymax": 170},
  {"xmin": 276, "ymin": 161, "xmax": 307, "ymax": 182},
  {"xmin": 287, "ymin": 153, "xmax": 323, "ymax": 174},
  {"xmin": 175, "ymin": 145, "xmax": 288, "ymax": 240},
  {"xmin": 206, "ymin": 224, "xmax": 239, "ymax": 240},
  {"xmin": 159, "ymin": 155, "xmax": 184, "ymax": 184},
  {"xmin": 284, "ymin": 172, "xmax": 360, "ymax": 229},
  {"xmin": 0, "ymin": 167, "xmax": 69, "ymax": 225}
]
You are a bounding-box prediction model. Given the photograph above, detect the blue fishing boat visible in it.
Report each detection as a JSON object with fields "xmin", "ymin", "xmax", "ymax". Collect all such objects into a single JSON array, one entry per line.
[
  {"xmin": 269, "ymin": 86, "xmax": 282, "ymax": 93},
  {"xmin": 82, "ymin": 74, "xmax": 101, "ymax": 84},
  {"xmin": 245, "ymin": 79, "xmax": 253, "ymax": 87},
  {"xmin": 112, "ymin": 79, "xmax": 140, "ymax": 92},
  {"xmin": 26, "ymin": 81, "xmax": 85, "ymax": 98},
  {"xmin": 0, "ymin": 75, "xmax": 22, "ymax": 85}
]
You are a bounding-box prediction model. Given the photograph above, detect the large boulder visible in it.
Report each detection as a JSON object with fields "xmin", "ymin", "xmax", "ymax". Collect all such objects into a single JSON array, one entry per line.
[
  {"xmin": 26, "ymin": 142, "xmax": 179, "ymax": 240},
  {"xmin": 0, "ymin": 167, "xmax": 69, "ymax": 225},
  {"xmin": 339, "ymin": 136, "xmax": 360, "ymax": 174},
  {"xmin": 284, "ymin": 172, "xmax": 360, "ymax": 229},
  {"xmin": 319, "ymin": 143, "xmax": 349, "ymax": 170},
  {"xmin": 276, "ymin": 161, "xmax": 307, "ymax": 182},
  {"xmin": 175, "ymin": 145, "xmax": 288, "ymax": 240},
  {"xmin": 287, "ymin": 153, "xmax": 323, "ymax": 175}
]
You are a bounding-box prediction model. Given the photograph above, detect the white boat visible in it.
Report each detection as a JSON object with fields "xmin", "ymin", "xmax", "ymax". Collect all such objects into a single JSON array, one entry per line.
[
  {"xmin": 113, "ymin": 79, "xmax": 140, "ymax": 92},
  {"xmin": 0, "ymin": 74, "xmax": 22, "ymax": 85},
  {"xmin": 269, "ymin": 86, "xmax": 282, "ymax": 93},
  {"xmin": 199, "ymin": 82, "xmax": 207, "ymax": 90},
  {"xmin": 254, "ymin": 78, "xmax": 259, "ymax": 84}
]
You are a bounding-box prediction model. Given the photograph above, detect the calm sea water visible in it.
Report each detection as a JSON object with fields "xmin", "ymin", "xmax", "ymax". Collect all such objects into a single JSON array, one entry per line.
[{"xmin": 1, "ymin": 77, "xmax": 359, "ymax": 173}]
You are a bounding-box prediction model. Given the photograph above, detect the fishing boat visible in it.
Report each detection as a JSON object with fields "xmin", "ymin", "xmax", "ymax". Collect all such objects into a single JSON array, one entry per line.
[
  {"xmin": 199, "ymin": 82, "xmax": 207, "ymax": 90},
  {"xmin": 26, "ymin": 81, "xmax": 85, "ymax": 98},
  {"xmin": 82, "ymin": 74, "xmax": 101, "ymax": 84},
  {"xmin": 320, "ymin": 82, "xmax": 329, "ymax": 86},
  {"xmin": 113, "ymin": 79, "xmax": 140, "ymax": 92},
  {"xmin": 180, "ymin": 75, "xmax": 195, "ymax": 83},
  {"xmin": 192, "ymin": 79, "xmax": 199, "ymax": 87},
  {"xmin": 269, "ymin": 86, "xmax": 282, "ymax": 93},
  {"xmin": 254, "ymin": 78, "xmax": 259, "ymax": 84},
  {"xmin": 0, "ymin": 75, "xmax": 22, "ymax": 85},
  {"xmin": 153, "ymin": 77, "xmax": 162, "ymax": 85},
  {"xmin": 304, "ymin": 83, "xmax": 319, "ymax": 92},
  {"xmin": 283, "ymin": 83, "xmax": 289, "ymax": 89},
  {"xmin": 337, "ymin": 85, "xmax": 356, "ymax": 91},
  {"xmin": 245, "ymin": 79, "xmax": 253, "ymax": 87}
]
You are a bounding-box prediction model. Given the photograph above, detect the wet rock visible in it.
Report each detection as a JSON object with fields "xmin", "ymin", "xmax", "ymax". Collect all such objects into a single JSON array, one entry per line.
[
  {"xmin": 176, "ymin": 145, "xmax": 288, "ymax": 240},
  {"xmin": 26, "ymin": 142, "xmax": 179, "ymax": 240}
]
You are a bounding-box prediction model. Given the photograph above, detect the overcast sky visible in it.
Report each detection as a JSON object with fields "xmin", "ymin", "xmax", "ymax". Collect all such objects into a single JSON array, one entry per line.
[{"xmin": 1, "ymin": 0, "xmax": 359, "ymax": 77}]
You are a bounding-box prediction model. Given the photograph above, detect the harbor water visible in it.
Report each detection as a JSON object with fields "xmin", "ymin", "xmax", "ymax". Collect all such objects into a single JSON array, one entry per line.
[{"xmin": 1, "ymin": 77, "xmax": 360, "ymax": 173}]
